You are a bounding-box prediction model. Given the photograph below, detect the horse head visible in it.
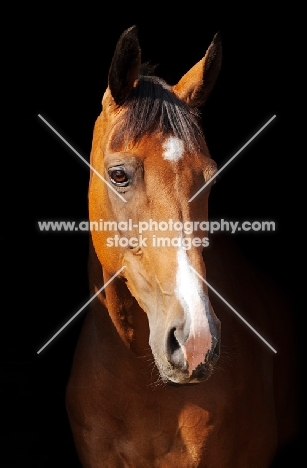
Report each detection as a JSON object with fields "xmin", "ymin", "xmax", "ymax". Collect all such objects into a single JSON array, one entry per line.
[{"xmin": 89, "ymin": 26, "xmax": 222, "ymax": 384}]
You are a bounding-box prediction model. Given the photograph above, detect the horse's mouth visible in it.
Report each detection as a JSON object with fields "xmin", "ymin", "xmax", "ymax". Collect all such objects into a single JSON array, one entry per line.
[
  {"xmin": 158, "ymin": 344, "xmax": 220, "ymax": 385},
  {"xmin": 165, "ymin": 363, "xmax": 214, "ymax": 385},
  {"xmin": 189, "ymin": 361, "xmax": 215, "ymax": 383}
]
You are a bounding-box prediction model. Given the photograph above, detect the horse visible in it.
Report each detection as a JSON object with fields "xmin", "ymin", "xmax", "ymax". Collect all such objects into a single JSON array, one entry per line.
[{"xmin": 66, "ymin": 26, "xmax": 299, "ymax": 467}]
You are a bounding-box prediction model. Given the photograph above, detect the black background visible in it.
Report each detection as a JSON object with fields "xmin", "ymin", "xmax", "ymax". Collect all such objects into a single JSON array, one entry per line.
[{"xmin": 2, "ymin": 5, "xmax": 302, "ymax": 467}]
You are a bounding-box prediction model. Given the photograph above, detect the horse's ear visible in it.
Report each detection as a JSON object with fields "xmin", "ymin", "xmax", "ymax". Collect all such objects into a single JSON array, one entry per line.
[
  {"xmin": 172, "ymin": 33, "xmax": 222, "ymax": 107},
  {"xmin": 108, "ymin": 25, "xmax": 141, "ymax": 105}
]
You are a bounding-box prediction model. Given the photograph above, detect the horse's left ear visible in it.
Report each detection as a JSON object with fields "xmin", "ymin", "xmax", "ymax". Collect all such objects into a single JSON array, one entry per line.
[
  {"xmin": 108, "ymin": 25, "xmax": 141, "ymax": 105},
  {"xmin": 172, "ymin": 33, "xmax": 222, "ymax": 107}
]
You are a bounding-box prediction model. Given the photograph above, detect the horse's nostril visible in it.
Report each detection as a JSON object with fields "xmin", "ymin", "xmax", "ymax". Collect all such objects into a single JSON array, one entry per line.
[
  {"xmin": 167, "ymin": 327, "xmax": 186, "ymax": 368},
  {"xmin": 168, "ymin": 328, "xmax": 180, "ymax": 355}
]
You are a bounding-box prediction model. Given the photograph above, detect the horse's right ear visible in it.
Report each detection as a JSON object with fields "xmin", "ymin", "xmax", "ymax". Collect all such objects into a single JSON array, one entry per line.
[
  {"xmin": 108, "ymin": 26, "xmax": 141, "ymax": 106},
  {"xmin": 172, "ymin": 33, "xmax": 222, "ymax": 108}
]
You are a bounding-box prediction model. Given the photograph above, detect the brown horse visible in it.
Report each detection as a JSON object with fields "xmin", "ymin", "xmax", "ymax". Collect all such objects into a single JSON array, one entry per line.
[{"xmin": 66, "ymin": 26, "xmax": 299, "ymax": 467}]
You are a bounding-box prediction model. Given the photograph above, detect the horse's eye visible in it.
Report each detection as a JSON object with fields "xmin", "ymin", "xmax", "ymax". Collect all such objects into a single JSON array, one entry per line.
[{"xmin": 108, "ymin": 169, "xmax": 129, "ymax": 186}]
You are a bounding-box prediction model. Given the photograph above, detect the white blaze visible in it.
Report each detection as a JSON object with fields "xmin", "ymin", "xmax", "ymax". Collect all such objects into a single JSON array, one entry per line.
[
  {"xmin": 175, "ymin": 247, "xmax": 212, "ymax": 373},
  {"xmin": 162, "ymin": 136, "xmax": 184, "ymax": 162}
]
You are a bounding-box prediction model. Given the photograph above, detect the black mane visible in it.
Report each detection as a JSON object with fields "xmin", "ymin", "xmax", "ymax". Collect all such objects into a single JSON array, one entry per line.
[{"xmin": 110, "ymin": 72, "xmax": 206, "ymax": 153}]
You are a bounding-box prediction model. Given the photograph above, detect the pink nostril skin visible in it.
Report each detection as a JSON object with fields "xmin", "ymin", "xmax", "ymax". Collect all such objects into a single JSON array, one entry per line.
[{"xmin": 179, "ymin": 325, "xmax": 213, "ymax": 374}]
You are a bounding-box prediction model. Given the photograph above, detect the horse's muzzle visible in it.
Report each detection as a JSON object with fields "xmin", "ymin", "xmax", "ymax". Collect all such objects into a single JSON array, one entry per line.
[{"xmin": 165, "ymin": 326, "xmax": 220, "ymax": 384}]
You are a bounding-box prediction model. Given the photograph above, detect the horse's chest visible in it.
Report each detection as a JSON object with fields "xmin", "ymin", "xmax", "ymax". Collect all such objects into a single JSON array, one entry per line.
[
  {"xmin": 97, "ymin": 382, "xmax": 276, "ymax": 468},
  {"xmin": 102, "ymin": 394, "xmax": 224, "ymax": 468}
]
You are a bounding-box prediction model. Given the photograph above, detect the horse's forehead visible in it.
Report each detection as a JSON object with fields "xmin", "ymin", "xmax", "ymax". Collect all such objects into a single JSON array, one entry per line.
[
  {"xmin": 138, "ymin": 133, "xmax": 208, "ymax": 172},
  {"xmin": 140, "ymin": 134, "xmax": 186, "ymax": 163},
  {"xmin": 162, "ymin": 136, "xmax": 185, "ymax": 162}
]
